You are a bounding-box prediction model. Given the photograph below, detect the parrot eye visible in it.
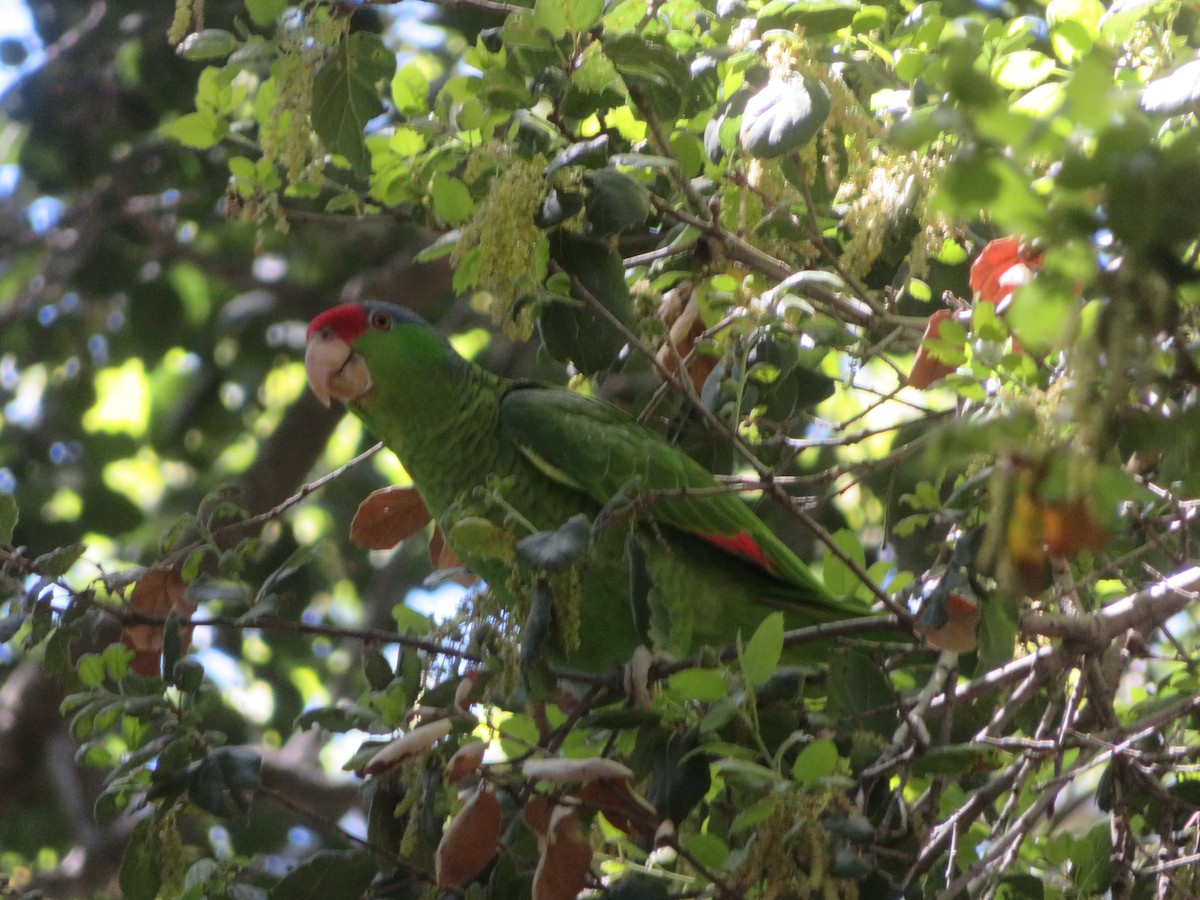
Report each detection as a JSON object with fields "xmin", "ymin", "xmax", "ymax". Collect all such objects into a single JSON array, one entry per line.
[{"xmin": 368, "ymin": 309, "xmax": 391, "ymax": 331}]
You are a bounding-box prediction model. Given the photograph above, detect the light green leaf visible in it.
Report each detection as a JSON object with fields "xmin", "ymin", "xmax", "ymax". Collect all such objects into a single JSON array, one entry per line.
[
  {"xmin": 822, "ymin": 529, "xmax": 866, "ymax": 596},
  {"xmin": 245, "ymin": 0, "xmax": 287, "ymax": 26},
  {"xmin": 430, "ymin": 173, "xmax": 473, "ymax": 225},
  {"xmin": 792, "ymin": 738, "xmax": 839, "ymax": 783},
  {"xmin": 159, "ymin": 111, "xmax": 225, "ymax": 149},
  {"xmin": 533, "ymin": 0, "xmax": 604, "ymax": 36},
  {"xmin": 667, "ymin": 668, "xmax": 730, "ymax": 703},
  {"xmin": 391, "ymin": 63, "xmax": 429, "ymax": 116},
  {"xmin": 993, "ymin": 50, "xmax": 1057, "ymax": 90},
  {"xmin": 741, "ymin": 611, "xmax": 784, "ymax": 688}
]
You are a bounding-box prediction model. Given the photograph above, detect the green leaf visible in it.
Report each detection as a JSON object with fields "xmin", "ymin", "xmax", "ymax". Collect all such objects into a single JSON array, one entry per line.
[
  {"xmin": 269, "ymin": 849, "xmax": 377, "ymax": 900},
  {"xmin": 295, "ymin": 704, "xmax": 377, "ymax": 732},
  {"xmin": 602, "ymin": 33, "xmax": 688, "ymax": 120},
  {"xmin": 391, "ymin": 63, "xmax": 429, "ymax": 116},
  {"xmin": 740, "ymin": 611, "xmax": 784, "ymax": 688},
  {"xmin": 739, "ymin": 75, "xmax": 831, "ymax": 159},
  {"xmin": 680, "ymin": 832, "xmax": 729, "ymax": 871},
  {"xmin": 159, "ymin": 111, "xmax": 225, "ymax": 149},
  {"xmin": 792, "ymin": 738, "xmax": 838, "ymax": 783},
  {"xmin": 515, "ymin": 514, "xmax": 592, "ymax": 573},
  {"xmin": 826, "ymin": 650, "xmax": 897, "ymax": 737},
  {"xmin": 539, "ymin": 229, "xmax": 636, "ymax": 374},
  {"xmin": 78, "ymin": 652, "xmax": 107, "ymax": 688},
  {"xmin": 667, "ymin": 668, "xmax": 730, "ymax": 703},
  {"xmin": 759, "ymin": 0, "xmax": 861, "ymax": 34},
  {"xmin": 31, "ymin": 541, "xmax": 86, "ymax": 577},
  {"xmin": 992, "ymin": 50, "xmax": 1057, "ymax": 90},
  {"xmin": 533, "ymin": 0, "xmax": 604, "ymax": 36},
  {"xmin": 362, "ymin": 646, "xmax": 393, "ymax": 691},
  {"xmin": 430, "ymin": 173, "xmax": 473, "ymax": 225},
  {"xmin": 245, "ymin": 0, "xmax": 287, "ymax": 27},
  {"xmin": 822, "ymin": 529, "xmax": 867, "ymax": 596},
  {"xmin": 311, "ymin": 32, "xmax": 396, "ymax": 173},
  {"xmin": 1069, "ymin": 822, "xmax": 1113, "ymax": 893},
  {"xmin": 583, "ymin": 169, "xmax": 650, "ymax": 236},
  {"xmin": 120, "ymin": 816, "xmax": 163, "ymax": 900},
  {"xmin": 975, "ymin": 596, "xmax": 1018, "ymax": 676},
  {"xmin": 176, "ymin": 29, "xmax": 238, "ymax": 62},
  {"xmin": 188, "ymin": 747, "xmax": 261, "ymax": 818},
  {"xmin": 1142, "ymin": 59, "xmax": 1200, "ymax": 116},
  {"xmin": 0, "ymin": 492, "xmax": 16, "ymax": 546}
]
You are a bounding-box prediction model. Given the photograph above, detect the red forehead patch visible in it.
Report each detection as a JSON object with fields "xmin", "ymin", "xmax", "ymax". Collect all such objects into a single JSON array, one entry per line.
[{"xmin": 307, "ymin": 305, "xmax": 368, "ymax": 342}]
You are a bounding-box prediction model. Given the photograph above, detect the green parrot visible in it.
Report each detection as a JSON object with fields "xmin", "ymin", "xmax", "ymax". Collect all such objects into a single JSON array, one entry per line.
[{"xmin": 305, "ymin": 302, "xmax": 872, "ymax": 671}]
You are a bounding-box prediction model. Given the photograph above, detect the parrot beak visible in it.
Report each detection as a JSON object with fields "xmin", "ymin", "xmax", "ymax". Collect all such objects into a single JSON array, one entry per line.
[{"xmin": 305, "ymin": 330, "xmax": 373, "ymax": 408}]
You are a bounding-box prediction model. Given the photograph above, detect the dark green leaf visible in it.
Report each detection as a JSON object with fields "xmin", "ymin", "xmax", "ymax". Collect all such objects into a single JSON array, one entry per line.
[
  {"xmin": 975, "ymin": 596, "xmax": 1018, "ymax": 676},
  {"xmin": 739, "ymin": 75, "xmax": 831, "ymax": 159},
  {"xmin": 1069, "ymin": 822, "xmax": 1113, "ymax": 893},
  {"xmin": 188, "ymin": 747, "xmax": 262, "ymax": 818},
  {"xmin": 539, "ymin": 230, "xmax": 636, "ymax": 374},
  {"xmin": 516, "ymin": 514, "xmax": 592, "ymax": 573},
  {"xmin": 584, "ymin": 169, "xmax": 651, "ymax": 236},
  {"xmin": 520, "ymin": 577, "xmax": 556, "ymax": 668},
  {"xmin": 0, "ymin": 612, "xmax": 24, "ymax": 644},
  {"xmin": 296, "ymin": 704, "xmax": 378, "ymax": 732},
  {"xmin": 362, "ymin": 646, "xmax": 394, "ymax": 691},
  {"xmin": 269, "ymin": 850, "xmax": 377, "ymax": 900},
  {"xmin": 0, "ymin": 492, "xmax": 17, "ymax": 546},
  {"xmin": 120, "ymin": 816, "xmax": 163, "ymax": 900},
  {"xmin": 602, "ymin": 33, "xmax": 688, "ymax": 120},
  {"xmin": 826, "ymin": 650, "xmax": 897, "ymax": 738},
  {"xmin": 311, "ymin": 32, "xmax": 396, "ymax": 172},
  {"xmin": 545, "ymin": 135, "xmax": 610, "ymax": 177}
]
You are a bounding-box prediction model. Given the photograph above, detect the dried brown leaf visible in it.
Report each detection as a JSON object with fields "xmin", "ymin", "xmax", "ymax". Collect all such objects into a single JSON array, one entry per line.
[
  {"xmin": 362, "ymin": 719, "xmax": 452, "ymax": 776},
  {"xmin": 446, "ymin": 740, "xmax": 488, "ymax": 784},
  {"xmin": 436, "ymin": 785, "xmax": 502, "ymax": 888},
  {"xmin": 533, "ymin": 806, "xmax": 592, "ymax": 900},
  {"xmin": 350, "ymin": 486, "xmax": 431, "ymax": 550},
  {"xmin": 120, "ymin": 568, "xmax": 195, "ymax": 677}
]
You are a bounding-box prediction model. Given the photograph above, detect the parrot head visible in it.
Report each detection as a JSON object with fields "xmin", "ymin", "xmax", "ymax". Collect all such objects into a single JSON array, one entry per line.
[
  {"xmin": 306, "ymin": 302, "xmax": 447, "ymax": 408},
  {"xmin": 305, "ymin": 304, "xmax": 376, "ymax": 408}
]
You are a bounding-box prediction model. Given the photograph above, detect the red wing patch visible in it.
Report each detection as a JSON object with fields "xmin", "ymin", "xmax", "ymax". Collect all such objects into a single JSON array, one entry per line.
[{"xmin": 702, "ymin": 531, "xmax": 772, "ymax": 571}]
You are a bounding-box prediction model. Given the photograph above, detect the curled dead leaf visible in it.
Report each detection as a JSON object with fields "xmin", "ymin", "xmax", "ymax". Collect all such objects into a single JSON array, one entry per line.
[
  {"xmin": 121, "ymin": 568, "xmax": 195, "ymax": 677},
  {"xmin": 453, "ymin": 670, "xmax": 481, "ymax": 713},
  {"xmin": 361, "ymin": 719, "xmax": 452, "ymax": 776},
  {"xmin": 446, "ymin": 740, "xmax": 488, "ymax": 784},
  {"xmin": 350, "ymin": 485, "xmax": 431, "ymax": 550},
  {"xmin": 579, "ymin": 776, "xmax": 659, "ymax": 837},
  {"xmin": 523, "ymin": 794, "xmax": 556, "ymax": 838},
  {"xmin": 623, "ymin": 646, "xmax": 654, "ymax": 710},
  {"xmin": 522, "ymin": 757, "xmax": 633, "ymax": 785},
  {"xmin": 657, "ymin": 289, "xmax": 716, "ymax": 394},
  {"xmin": 436, "ymin": 785, "xmax": 502, "ymax": 888},
  {"xmin": 533, "ymin": 806, "xmax": 593, "ymax": 900}
]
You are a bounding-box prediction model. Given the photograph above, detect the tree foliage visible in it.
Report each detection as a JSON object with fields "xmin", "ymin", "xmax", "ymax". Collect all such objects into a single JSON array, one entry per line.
[{"xmin": 3, "ymin": 0, "xmax": 1200, "ymax": 897}]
